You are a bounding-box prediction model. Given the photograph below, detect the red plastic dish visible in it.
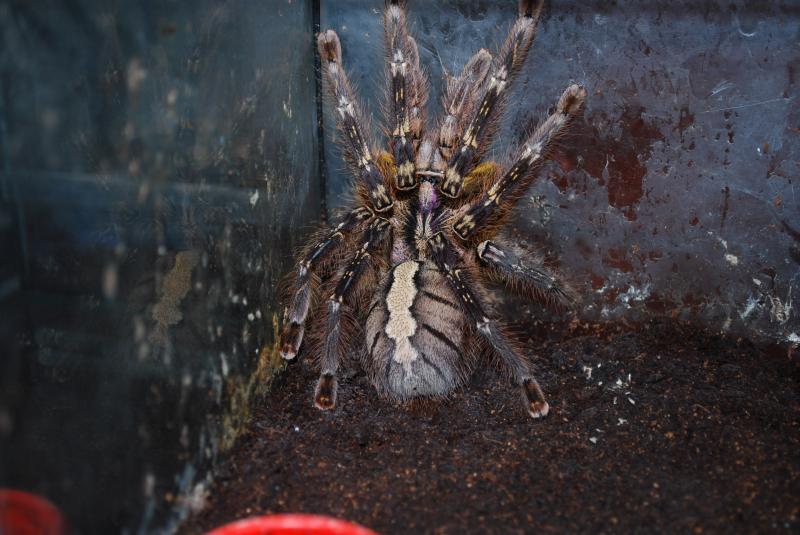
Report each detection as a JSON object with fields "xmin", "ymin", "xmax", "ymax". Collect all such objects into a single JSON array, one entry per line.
[
  {"xmin": 206, "ymin": 514, "xmax": 378, "ymax": 535},
  {"xmin": 0, "ymin": 489, "xmax": 66, "ymax": 535}
]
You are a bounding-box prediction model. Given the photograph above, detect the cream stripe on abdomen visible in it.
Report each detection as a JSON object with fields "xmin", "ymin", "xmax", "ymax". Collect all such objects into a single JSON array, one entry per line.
[{"xmin": 384, "ymin": 261, "xmax": 420, "ymax": 373}]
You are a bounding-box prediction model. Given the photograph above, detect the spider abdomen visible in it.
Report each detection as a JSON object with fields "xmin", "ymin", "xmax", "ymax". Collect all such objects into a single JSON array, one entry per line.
[{"xmin": 365, "ymin": 261, "xmax": 470, "ymax": 400}]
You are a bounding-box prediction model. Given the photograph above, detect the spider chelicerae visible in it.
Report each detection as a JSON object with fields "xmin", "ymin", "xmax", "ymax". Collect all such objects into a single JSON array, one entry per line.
[{"xmin": 280, "ymin": 0, "xmax": 586, "ymax": 418}]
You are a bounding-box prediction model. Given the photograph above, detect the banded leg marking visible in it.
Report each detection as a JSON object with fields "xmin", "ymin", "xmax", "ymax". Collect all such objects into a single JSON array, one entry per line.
[
  {"xmin": 385, "ymin": 2, "xmax": 427, "ymax": 190},
  {"xmin": 390, "ymin": 49, "xmax": 416, "ymax": 190},
  {"xmin": 439, "ymin": 1, "xmax": 544, "ymax": 199},
  {"xmin": 429, "ymin": 232, "xmax": 550, "ymax": 418},
  {"xmin": 280, "ymin": 206, "xmax": 373, "ymax": 360},
  {"xmin": 436, "ymin": 49, "xmax": 492, "ymax": 165},
  {"xmin": 453, "ymin": 84, "xmax": 587, "ymax": 241},
  {"xmin": 315, "ymin": 218, "xmax": 391, "ymax": 410},
  {"xmin": 318, "ymin": 30, "xmax": 393, "ymax": 212},
  {"xmin": 477, "ymin": 240, "xmax": 575, "ymax": 308}
]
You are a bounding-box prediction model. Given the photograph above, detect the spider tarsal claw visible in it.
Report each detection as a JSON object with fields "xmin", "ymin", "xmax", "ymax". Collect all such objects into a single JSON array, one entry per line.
[
  {"xmin": 314, "ymin": 374, "xmax": 338, "ymax": 410},
  {"xmin": 280, "ymin": 322, "xmax": 304, "ymax": 360},
  {"xmin": 528, "ymin": 400, "xmax": 550, "ymax": 419},
  {"xmin": 522, "ymin": 377, "xmax": 549, "ymax": 419}
]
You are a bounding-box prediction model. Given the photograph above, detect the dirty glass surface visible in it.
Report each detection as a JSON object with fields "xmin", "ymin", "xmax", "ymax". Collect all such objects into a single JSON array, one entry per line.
[{"xmin": 0, "ymin": 0, "xmax": 318, "ymax": 532}]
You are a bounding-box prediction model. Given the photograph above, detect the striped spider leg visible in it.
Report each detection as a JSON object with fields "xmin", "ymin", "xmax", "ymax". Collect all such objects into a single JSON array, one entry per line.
[
  {"xmin": 280, "ymin": 206, "xmax": 374, "ymax": 360},
  {"xmin": 452, "ymin": 84, "xmax": 588, "ymax": 243},
  {"xmin": 440, "ymin": 0, "xmax": 545, "ymax": 200},
  {"xmin": 315, "ymin": 217, "xmax": 391, "ymax": 409},
  {"xmin": 413, "ymin": 45, "xmax": 493, "ymax": 186},
  {"xmin": 282, "ymin": 27, "xmax": 397, "ymax": 361},
  {"xmin": 477, "ymin": 239, "xmax": 577, "ymax": 310},
  {"xmin": 428, "ymin": 232, "xmax": 550, "ymax": 418},
  {"xmin": 435, "ymin": 49, "xmax": 492, "ymax": 167},
  {"xmin": 317, "ymin": 30, "xmax": 393, "ymax": 212},
  {"xmin": 384, "ymin": 1, "xmax": 428, "ymax": 190}
]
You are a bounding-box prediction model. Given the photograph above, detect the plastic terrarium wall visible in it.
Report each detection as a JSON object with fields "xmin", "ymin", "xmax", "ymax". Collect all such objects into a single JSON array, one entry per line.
[
  {"xmin": 1, "ymin": 0, "xmax": 319, "ymax": 532},
  {"xmin": 0, "ymin": 0, "xmax": 797, "ymax": 533}
]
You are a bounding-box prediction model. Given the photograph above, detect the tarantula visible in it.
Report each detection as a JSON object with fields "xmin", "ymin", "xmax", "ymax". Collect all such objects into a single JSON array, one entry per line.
[{"xmin": 279, "ymin": 0, "xmax": 586, "ymax": 418}]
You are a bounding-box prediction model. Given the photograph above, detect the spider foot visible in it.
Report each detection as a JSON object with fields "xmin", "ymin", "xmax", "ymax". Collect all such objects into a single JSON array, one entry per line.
[
  {"xmin": 559, "ymin": 84, "xmax": 588, "ymax": 116},
  {"xmin": 314, "ymin": 373, "xmax": 338, "ymax": 410},
  {"xmin": 280, "ymin": 322, "xmax": 304, "ymax": 360},
  {"xmin": 522, "ymin": 377, "xmax": 550, "ymax": 419}
]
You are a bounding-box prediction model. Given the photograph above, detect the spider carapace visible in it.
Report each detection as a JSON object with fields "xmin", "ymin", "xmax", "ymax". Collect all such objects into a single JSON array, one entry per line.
[{"xmin": 280, "ymin": 0, "xmax": 586, "ymax": 418}]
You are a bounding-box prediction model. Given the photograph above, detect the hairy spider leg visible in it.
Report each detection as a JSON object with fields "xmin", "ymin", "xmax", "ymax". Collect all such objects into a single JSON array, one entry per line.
[
  {"xmin": 453, "ymin": 84, "xmax": 587, "ymax": 242},
  {"xmin": 384, "ymin": 2, "xmax": 427, "ymax": 190},
  {"xmin": 318, "ymin": 30, "xmax": 393, "ymax": 212},
  {"xmin": 280, "ymin": 207, "xmax": 374, "ymax": 360},
  {"xmin": 417, "ymin": 48, "xmax": 493, "ymax": 180},
  {"xmin": 428, "ymin": 232, "xmax": 549, "ymax": 418},
  {"xmin": 440, "ymin": 0, "xmax": 544, "ymax": 199},
  {"xmin": 315, "ymin": 218, "xmax": 392, "ymax": 409},
  {"xmin": 477, "ymin": 239, "xmax": 576, "ymax": 309}
]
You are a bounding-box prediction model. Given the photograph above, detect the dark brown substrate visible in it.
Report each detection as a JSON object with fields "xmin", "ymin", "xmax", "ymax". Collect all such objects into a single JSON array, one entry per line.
[{"xmin": 181, "ymin": 321, "xmax": 799, "ymax": 534}]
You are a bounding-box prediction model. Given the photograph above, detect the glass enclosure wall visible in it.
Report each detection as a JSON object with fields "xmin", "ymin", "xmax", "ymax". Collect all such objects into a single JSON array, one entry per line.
[{"xmin": 0, "ymin": 0, "xmax": 319, "ymax": 532}]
